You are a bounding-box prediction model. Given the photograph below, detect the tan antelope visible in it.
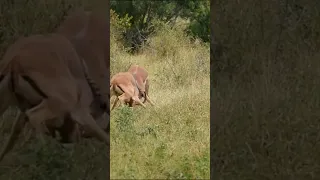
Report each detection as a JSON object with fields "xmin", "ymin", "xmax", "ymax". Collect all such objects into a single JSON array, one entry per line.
[
  {"xmin": 0, "ymin": 33, "xmax": 109, "ymax": 161},
  {"xmin": 110, "ymin": 72, "xmax": 146, "ymax": 110},
  {"xmin": 56, "ymin": 9, "xmax": 109, "ymax": 131},
  {"xmin": 127, "ymin": 64, "xmax": 155, "ymax": 106}
]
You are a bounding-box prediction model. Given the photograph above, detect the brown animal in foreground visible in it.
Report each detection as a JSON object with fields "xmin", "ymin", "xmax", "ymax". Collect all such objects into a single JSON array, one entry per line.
[
  {"xmin": 0, "ymin": 33, "xmax": 109, "ymax": 162},
  {"xmin": 127, "ymin": 65, "xmax": 155, "ymax": 106},
  {"xmin": 56, "ymin": 9, "xmax": 110, "ymax": 132},
  {"xmin": 56, "ymin": 9, "xmax": 109, "ymax": 103},
  {"xmin": 110, "ymin": 72, "xmax": 146, "ymax": 110}
]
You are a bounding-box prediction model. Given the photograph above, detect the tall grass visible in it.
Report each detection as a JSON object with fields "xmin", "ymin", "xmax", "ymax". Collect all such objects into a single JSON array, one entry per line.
[
  {"xmin": 110, "ymin": 18, "xmax": 210, "ymax": 179},
  {"xmin": 212, "ymin": 0, "xmax": 320, "ymax": 179}
]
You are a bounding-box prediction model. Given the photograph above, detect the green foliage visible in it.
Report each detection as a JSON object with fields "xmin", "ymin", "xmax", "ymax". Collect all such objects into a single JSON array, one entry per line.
[
  {"xmin": 18, "ymin": 139, "xmax": 72, "ymax": 180},
  {"xmin": 113, "ymin": 106, "xmax": 135, "ymax": 133},
  {"xmin": 0, "ymin": 0, "xmax": 69, "ymax": 55},
  {"xmin": 110, "ymin": 9, "xmax": 132, "ymax": 36},
  {"xmin": 110, "ymin": 9, "xmax": 134, "ymax": 55},
  {"xmin": 110, "ymin": 0, "xmax": 210, "ymax": 52},
  {"xmin": 147, "ymin": 21, "xmax": 191, "ymax": 58},
  {"xmin": 187, "ymin": 2, "xmax": 210, "ymax": 42},
  {"xmin": 111, "ymin": 1, "xmax": 178, "ymax": 27}
]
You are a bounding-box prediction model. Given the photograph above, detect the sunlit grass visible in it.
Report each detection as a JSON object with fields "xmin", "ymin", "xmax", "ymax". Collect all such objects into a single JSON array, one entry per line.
[{"xmin": 110, "ymin": 23, "xmax": 210, "ymax": 179}]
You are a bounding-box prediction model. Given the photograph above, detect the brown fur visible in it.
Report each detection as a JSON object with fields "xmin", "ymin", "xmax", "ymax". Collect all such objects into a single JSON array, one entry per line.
[
  {"xmin": 0, "ymin": 33, "xmax": 109, "ymax": 162},
  {"xmin": 56, "ymin": 9, "xmax": 110, "ymax": 135},
  {"xmin": 127, "ymin": 65, "xmax": 155, "ymax": 106},
  {"xmin": 56, "ymin": 9, "xmax": 109, "ymax": 103},
  {"xmin": 110, "ymin": 72, "xmax": 146, "ymax": 110}
]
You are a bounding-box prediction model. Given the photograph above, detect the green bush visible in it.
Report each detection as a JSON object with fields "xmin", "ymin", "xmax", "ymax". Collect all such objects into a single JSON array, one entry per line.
[{"xmin": 110, "ymin": 0, "xmax": 210, "ymax": 52}]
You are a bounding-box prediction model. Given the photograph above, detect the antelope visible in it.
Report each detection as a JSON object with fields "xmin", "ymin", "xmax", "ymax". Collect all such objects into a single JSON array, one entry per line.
[
  {"xmin": 56, "ymin": 9, "xmax": 109, "ymax": 132},
  {"xmin": 56, "ymin": 9, "xmax": 109, "ymax": 104},
  {"xmin": 127, "ymin": 64, "xmax": 155, "ymax": 106},
  {"xmin": 0, "ymin": 33, "xmax": 109, "ymax": 162},
  {"xmin": 110, "ymin": 72, "xmax": 146, "ymax": 110}
]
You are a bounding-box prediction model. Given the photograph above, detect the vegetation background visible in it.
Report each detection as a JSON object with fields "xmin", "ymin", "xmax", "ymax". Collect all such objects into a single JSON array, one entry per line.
[
  {"xmin": 212, "ymin": 0, "xmax": 320, "ymax": 179},
  {"xmin": 0, "ymin": 0, "xmax": 210, "ymax": 179},
  {"xmin": 0, "ymin": 0, "xmax": 109, "ymax": 179},
  {"xmin": 110, "ymin": 0, "xmax": 210, "ymax": 179}
]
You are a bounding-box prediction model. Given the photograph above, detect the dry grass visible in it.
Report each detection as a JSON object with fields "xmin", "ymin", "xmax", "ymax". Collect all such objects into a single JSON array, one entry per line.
[
  {"xmin": 212, "ymin": 0, "xmax": 320, "ymax": 178},
  {"xmin": 110, "ymin": 21, "xmax": 210, "ymax": 179}
]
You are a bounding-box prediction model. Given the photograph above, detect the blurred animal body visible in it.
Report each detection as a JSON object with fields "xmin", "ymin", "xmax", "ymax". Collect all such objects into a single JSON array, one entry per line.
[
  {"xmin": 0, "ymin": 33, "xmax": 109, "ymax": 162},
  {"xmin": 56, "ymin": 9, "xmax": 109, "ymax": 132}
]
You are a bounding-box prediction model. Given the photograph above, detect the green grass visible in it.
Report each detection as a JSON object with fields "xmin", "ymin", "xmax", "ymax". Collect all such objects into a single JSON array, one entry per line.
[
  {"xmin": 212, "ymin": 61, "xmax": 320, "ymax": 179},
  {"xmin": 0, "ymin": 108, "xmax": 109, "ymax": 180},
  {"xmin": 110, "ymin": 22, "xmax": 210, "ymax": 179}
]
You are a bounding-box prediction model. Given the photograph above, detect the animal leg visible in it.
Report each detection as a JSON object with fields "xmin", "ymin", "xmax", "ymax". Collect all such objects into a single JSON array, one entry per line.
[
  {"xmin": 80, "ymin": 112, "xmax": 109, "ymax": 138},
  {"xmin": 132, "ymin": 96, "xmax": 146, "ymax": 108},
  {"xmin": 58, "ymin": 114, "xmax": 80, "ymax": 143},
  {"xmin": 0, "ymin": 111, "xmax": 27, "ymax": 162},
  {"xmin": 111, "ymin": 97, "xmax": 119, "ymax": 111},
  {"xmin": 25, "ymin": 100, "xmax": 60, "ymax": 144},
  {"xmin": 135, "ymin": 77, "xmax": 146, "ymax": 93},
  {"xmin": 142, "ymin": 79, "xmax": 150, "ymax": 103},
  {"xmin": 70, "ymin": 108, "xmax": 109, "ymax": 145},
  {"xmin": 128, "ymin": 98, "xmax": 135, "ymax": 107},
  {"xmin": 143, "ymin": 79, "xmax": 154, "ymax": 105},
  {"xmin": 118, "ymin": 93, "xmax": 131, "ymax": 108},
  {"xmin": 145, "ymin": 94, "xmax": 155, "ymax": 106}
]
